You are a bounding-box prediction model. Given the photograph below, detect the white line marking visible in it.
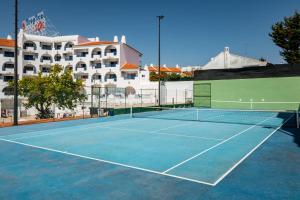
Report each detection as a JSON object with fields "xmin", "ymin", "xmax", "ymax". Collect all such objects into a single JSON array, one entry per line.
[
  {"xmin": 162, "ymin": 114, "xmax": 277, "ymax": 174},
  {"xmin": 212, "ymin": 114, "xmax": 294, "ymax": 186},
  {"xmin": 0, "ymin": 137, "xmax": 215, "ymax": 186},
  {"xmin": 9, "ymin": 118, "xmax": 147, "ymax": 140}
]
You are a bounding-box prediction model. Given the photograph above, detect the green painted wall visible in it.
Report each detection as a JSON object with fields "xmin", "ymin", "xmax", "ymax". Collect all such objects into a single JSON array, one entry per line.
[{"xmin": 194, "ymin": 77, "xmax": 300, "ymax": 110}]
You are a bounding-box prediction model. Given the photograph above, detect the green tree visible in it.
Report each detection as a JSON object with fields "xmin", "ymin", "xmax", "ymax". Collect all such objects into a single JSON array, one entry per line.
[
  {"xmin": 167, "ymin": 73, "xmax": 181, "ymax": 81},
  {"xmin": 269, "ymin": 11, "xmax": 300, "ymax": 64},
  {"xmin": 10, "ymin": 65, "xmax": 86, "ymax": 119}
]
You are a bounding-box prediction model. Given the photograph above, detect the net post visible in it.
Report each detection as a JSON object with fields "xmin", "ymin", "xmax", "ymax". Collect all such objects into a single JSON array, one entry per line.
[
  {"xmin": 130, "ymin": 106, "xmax": 133, "ymax": 118},
  {"xmin": 196, "ymin": 109, "xmax": 199, "ymax": 120},
  {"xmin": 296, "ymin": 110, "xmax": 299, "ymax": 128}
]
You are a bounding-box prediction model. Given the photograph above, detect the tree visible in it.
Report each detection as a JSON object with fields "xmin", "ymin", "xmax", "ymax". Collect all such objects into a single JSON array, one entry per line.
[
  {"xmin": 269, "ymin": 11, "xmax": 300, "ymax": 64},
  {"xmin": 10, "ymin": 65, "xmax": 86, "ymax": 119}
]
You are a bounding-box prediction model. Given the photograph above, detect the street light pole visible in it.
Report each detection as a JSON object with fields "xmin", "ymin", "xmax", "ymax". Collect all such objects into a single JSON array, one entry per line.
[
  {"xmin": 13, "ymin": 0, "xmax": 19, "ymax": 125},
  {"xmin": 157, "ymin": 15, "xmax": 164, "ymax": 107}
]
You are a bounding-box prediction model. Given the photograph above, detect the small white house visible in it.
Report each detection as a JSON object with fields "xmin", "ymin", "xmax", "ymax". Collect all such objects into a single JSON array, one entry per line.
[{"xmin": 201, "ymin": 47, "xmax": 267, "ymax": 70}]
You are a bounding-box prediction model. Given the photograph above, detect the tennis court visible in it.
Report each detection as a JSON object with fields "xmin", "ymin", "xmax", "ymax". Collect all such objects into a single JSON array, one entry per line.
[{"xmin": 0, "ymin": 107, "xmax": 298, "ymax": 187}]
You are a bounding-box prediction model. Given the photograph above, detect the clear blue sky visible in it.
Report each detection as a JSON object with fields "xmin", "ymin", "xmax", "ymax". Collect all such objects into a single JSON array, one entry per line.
[{"xmin": 0, "ymin": 0, "xmax": 299, "ymax": 66}]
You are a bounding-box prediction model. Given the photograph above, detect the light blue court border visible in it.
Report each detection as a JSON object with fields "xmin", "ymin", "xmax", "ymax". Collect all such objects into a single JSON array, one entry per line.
[{"xmin": 0, "ymin": 114, "xmax": 292, "ymax": 186}]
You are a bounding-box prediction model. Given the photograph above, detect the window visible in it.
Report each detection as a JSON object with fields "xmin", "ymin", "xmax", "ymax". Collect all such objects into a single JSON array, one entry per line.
[
  {"xmin": 93, "ymin": 63, "xmax": 101, "ymax": 69},
  {"xmin": 65, "ymin": 56, "xmax": 73, "ymax": 61},
  {"xmin": 82, "ymin": 75, "xmax": 88, "ymax": 79},
  {"xmin": 93, "ymin": 75, "xmax": 101, "ymax": 80},
  {"xmin": 124, "ymin": 73, "xmax": 137, "ymax": 80},
  {"xmin": 77, "ymin": 52, "xmax": 88, "ymax": 57},
  {"xmin": 109, "ymin": 61, "xmax": 118, "ymax": 67},
  {"xmin": 24, "ymin": 55, "xmax": 34, "ymax": 60},
  {"xmin": 4, "ymin": 51, "xmax": 14, "ymax": 57},
  {"xmin": 42, "ymin": 67, "xmax": 50, "ymax": 73},
  {"xmin": 4, "ymin": 76, "xmax": 14, "ymax": 82},
  {"xmin": 3, "ymin": 63, "xmax": 14, "ymax": 69},
  {"xmin": 110, "ymin": 49, "xmax": 117, "ymax": 55},
  {"xmin": 54, "ymin": 55, "xmax": 61, "ymax": 61},
  {"xmin": 55, "ymin": 45, "xmax": 62, "ymax": 50},
  {"xmin": 24, "ymin": 43, "xmax": 35, "ymax": 49},
  {"xmin": 41, "ymin": 44, "xmax": 52, "ymax": 50}
]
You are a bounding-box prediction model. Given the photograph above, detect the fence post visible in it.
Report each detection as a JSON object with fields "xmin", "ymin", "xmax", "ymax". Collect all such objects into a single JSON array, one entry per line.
[{"xmin": 140, "ymin": 89, "xmax": 143, "ymax": 108}]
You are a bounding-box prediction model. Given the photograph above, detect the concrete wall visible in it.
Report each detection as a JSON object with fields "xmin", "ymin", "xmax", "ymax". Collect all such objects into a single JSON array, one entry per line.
[{"xmin": 194, "ymin": 77, "xmax": 300, "ymax": 110}]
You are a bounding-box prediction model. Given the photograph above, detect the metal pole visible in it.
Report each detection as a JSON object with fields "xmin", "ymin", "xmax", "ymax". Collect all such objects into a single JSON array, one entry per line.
[
  {"xmin": 157, "ymin": 15, "xmax": 164, "ymax": 107},
  {"xmin": 13, "ymin": 0, "xmax": 18, "ymax": 125}
]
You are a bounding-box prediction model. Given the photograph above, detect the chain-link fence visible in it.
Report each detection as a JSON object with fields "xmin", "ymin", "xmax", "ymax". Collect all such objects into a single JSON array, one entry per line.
[{"xmin": 0, "ymin": 86, "xmax": 193, "ymax": 126}]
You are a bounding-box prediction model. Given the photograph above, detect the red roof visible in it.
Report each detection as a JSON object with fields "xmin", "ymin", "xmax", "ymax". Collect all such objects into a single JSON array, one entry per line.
[
  {"xmin": 121, "ymin": 63, "xmax": 139, "ymax": 70},
  {"xmin": 77, "ymin": 41, "xmax": 117, "ymax": 46},
  {"xmin": 148, "ymin": 66, "xmax": 181, "ymax": 73},
  {"xmin": 0, "ymin": 38, "xmax": 15, "ymax": 47}
]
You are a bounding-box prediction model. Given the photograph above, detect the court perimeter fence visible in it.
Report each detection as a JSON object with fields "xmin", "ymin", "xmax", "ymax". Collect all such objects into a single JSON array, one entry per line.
[{"xmin": 0, "ymin": 86, "xmax": 193, "ymax": 126}]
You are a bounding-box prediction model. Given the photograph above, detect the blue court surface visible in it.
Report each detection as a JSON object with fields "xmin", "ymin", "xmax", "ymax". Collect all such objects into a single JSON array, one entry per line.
[{"xmin": 0, "ymin": 108, "xmax": 299, "ymax": 199}]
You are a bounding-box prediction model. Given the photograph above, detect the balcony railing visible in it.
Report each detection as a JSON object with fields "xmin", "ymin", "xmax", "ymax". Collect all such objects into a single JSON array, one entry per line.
[
  {"xmin": 2, "ymin": 68, "xmax": 14, "ymax": 73},
  {"xmin": 76, "ymin": 67, "xmax": 87, "ymax": 72},
  {"xmin": 92, "ymin": 79, "xmax": 102, "ymax": 85},
  {"xmin": 105, "ymin": 64, "xmax": 119, "ymax": 68},
  {"xmin": 24, "ymin": 46, "xmax": 35, "ymax": 52},
  {"xmin": 41, "ymin": 60, "xmax": 52, "ymax": 64},
  {"xmin": 23, "ymin": 70, "xmax": 35, "ymax": 75},
  {"xmin": 92, "ymin": 54, "xmax": 101, "ymax": 59}
]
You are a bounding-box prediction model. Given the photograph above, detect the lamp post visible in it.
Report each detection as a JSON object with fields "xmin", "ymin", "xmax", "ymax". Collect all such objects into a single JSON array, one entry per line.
[
  {"xmin": 13, "ymin": 0, "xmax": 19, "ymax": 125},
  {"xmin": 157, "ymin": 15, "xmax": 164, "ymax": 107}
]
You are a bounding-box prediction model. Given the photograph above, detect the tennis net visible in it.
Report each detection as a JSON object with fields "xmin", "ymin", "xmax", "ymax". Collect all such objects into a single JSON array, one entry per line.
[{"xmin": 131, "ymin": 106, "xmax": 299, "ymax": 128}]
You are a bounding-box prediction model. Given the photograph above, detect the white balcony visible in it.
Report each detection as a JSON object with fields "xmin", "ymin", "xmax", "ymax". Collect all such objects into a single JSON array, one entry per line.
[
  {"xmin": 65, "ymin": 47, "xmax": 73, "ymax": 52},
  {"xmin": 104, "ymin": 64, "xmax": 119, "ymax": 68},
  {"xmin": 41, "ymin": 60, "xmax": 51, "ymax": 64},
  {"xmin": 105, "ymin": 78, "xmax": 117, "ymax": 83},
  {"xmin": 91, "ymin": 55, "xmax": 101, "ymax": 60},
  {"xmin": 92, "ymin": 80, "xmax": 102, "ymax": 85},
  {"xmin": 23, "ymin": 47, "xmax": 35, "ymax": 52},
  {"xmin": 23, "ymin": 60, "xmax": 36, "ymax": 66},
  {"xmin": 1, "ymin": 57, "xmax": 14, "ymax": 63},
  {"xmin": 76, "ymin": 68, "xmax": 87, "ymax": 73},
  {"xmin": 103, "ymin": 53, "xmax": 118, "ymax": 60},
  {"xmin": 2, "ymin": 68, "xmax": 14, "ymax": 74},
  {"xmin": 23, "ymin": 71, "xmax": 35, "ymax": 76}
]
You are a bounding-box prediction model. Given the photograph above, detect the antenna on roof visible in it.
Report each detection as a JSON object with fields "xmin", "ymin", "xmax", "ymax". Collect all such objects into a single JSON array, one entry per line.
[{"xmin": 21, "ymin": 11, "xmax": 60, "ymax": 37}]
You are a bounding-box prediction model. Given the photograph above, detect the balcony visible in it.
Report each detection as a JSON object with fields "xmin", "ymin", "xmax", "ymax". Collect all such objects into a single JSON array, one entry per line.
[
  {"xmin": 92, "ymin": 79, "xmax": 102, "ymax": 85},
  {"xmin": 105, "ymin": 64, "xmax": 119, "ymax": 68},
  {"xmin": 23, "ymin": 46, "xmax": 35, "ymax": 52},
  {"xmin": 76, "ymin": 67, "xmax": 87, "ymax": 73},
  {"xmin": 3, "ymin": 67, "xmax": 14, "ymax": 74},
  {"xmin": 1, "ymin": 57, "xmax": 14, "ymax": 63},
  {"xmin": 3, "ymin": 52, "xmax": 15, "ymax": 58},
  {"xmin": 91, "ymin": 54, "xmax": 101, "ymax": 60},
  {"xmin": 23, "ymin": 70, "xmax": 35, "ymax": 76},
  {"xmin": 103, "ymin": 53, "xmax": 118, "ymax": 60},
  {"xmin": 41, "ymin": 60, "xmax": 52, "ymax": 64}
]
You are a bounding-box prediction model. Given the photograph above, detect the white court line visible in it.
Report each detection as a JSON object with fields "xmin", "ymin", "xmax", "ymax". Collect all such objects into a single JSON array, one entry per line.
[
  {"xmin": 162, "ymin": 114, "xmax": 277, "ymax": 174},
  {"xmin": 0, "ymin": 137, "xmax": 215, "ymax": 186},
  {"xmin": 212, "ymin": 114, "xmax": 294, "ymax": 186},
  {"xmin": 101, "ymin": 126, "xmax": 224, "ymax": 141},
  {"xmin": 9, "ymin": 118, "xmax": 147, "ymax": 140}
]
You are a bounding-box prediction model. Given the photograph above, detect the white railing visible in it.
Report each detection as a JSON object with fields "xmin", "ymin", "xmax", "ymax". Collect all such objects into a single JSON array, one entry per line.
[
  {"xmin": 2, "ymin": 68, "xmax": 14, "ymax": 73},
  {"xmin": 23, "ymin": 70, "xmax": 34, "ymax": 76},
  {"xmin": 92, "ymin": 54, "xmax": 101, "ymax": 60},
  {"xmin": 24, "ymin": 47, "xmax": 35, "ymax": 52}
]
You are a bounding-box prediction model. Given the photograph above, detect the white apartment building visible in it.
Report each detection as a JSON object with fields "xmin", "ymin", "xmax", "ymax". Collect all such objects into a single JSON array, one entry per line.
[{"xmin": 0, "ymin": 29, "xmax": 155, "ymax": 116}]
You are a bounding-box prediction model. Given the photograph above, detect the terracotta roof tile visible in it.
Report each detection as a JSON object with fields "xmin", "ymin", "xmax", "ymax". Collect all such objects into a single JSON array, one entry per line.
[
  {"xmin": 77, "ymin": 41, "xmax": 118, "ymax": 46},
  {"xmin": 121, "ymin": 63, "xmax": 139, "ymax": 70},
  {"xmin": 0, "ymin": 38, "xmax": 15, "ymax": 48},
  {"xmin": 148, "ymin": 66, "xmax": 181, "ymax": 73}
]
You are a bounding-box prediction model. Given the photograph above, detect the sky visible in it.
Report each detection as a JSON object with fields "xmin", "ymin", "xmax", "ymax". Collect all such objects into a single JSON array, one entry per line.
[{"xmin": 0, "ymin": 0, "xmax": 299, "ymax": 66}]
